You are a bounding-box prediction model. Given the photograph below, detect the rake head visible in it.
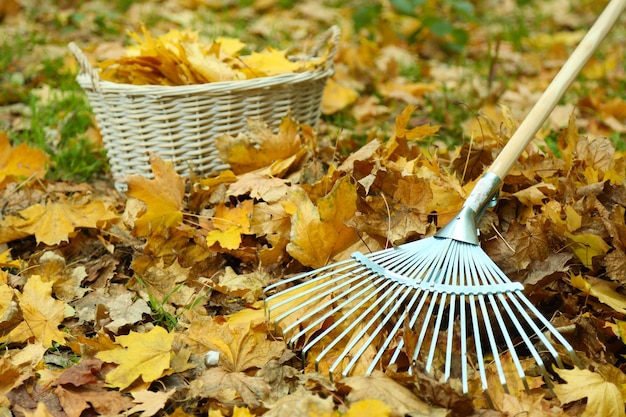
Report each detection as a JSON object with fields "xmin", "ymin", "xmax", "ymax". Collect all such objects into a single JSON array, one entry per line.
[{"xmin": 264, "ymin": 182, "xmax": 580, "ymax": 394}]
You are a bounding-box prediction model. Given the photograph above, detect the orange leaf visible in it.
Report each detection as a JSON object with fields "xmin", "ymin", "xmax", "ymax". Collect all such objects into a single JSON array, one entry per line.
[
  {"xmin": 0, "ymin": 131, "xmax": 48, "ymax": 188},
  {"xmin": 286, "ymin": 175, "xmax": 358, "ymax": 268},
  {"xmin": 126, "ymin": 153, "xmax": 185, "ymax": 237},
  {"xmin": 215, "ymin": 117, "xmax": 302, "ymax": 174}
]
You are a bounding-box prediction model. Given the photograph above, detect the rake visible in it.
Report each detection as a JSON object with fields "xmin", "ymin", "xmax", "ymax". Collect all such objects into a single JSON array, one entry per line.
[{"xmin": 265, "ymin": 0, "xmax": 625, "ymax": 394}]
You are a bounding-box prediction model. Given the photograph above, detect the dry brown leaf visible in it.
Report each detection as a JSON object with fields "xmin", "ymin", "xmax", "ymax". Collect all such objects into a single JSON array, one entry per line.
[
  {"xmin": 127, "ymin": 389, "xmax": 175, "ymax": 417},
  {"xmin": 215, "ymin": 117, "xmax": 302, "ymax": 174},
  {"xmin": 213, "ymin": 267, "xmax": 270, "ymax": 303},
  {"xmin": 605, "ymin": 247, "xmax": 626, "ymax": 284},
  {"xmin": 104, "ymin": 293, "xmax": 152, "ymax": 334},
  {"xmin": 262, "ymin": 387, "xmax": 334, "ymax": 417},
  {"xmin": 189, "ymin": 367, "xmax": 271, "ymax": 409},
  {"xmin": 341, "ymin": 371, "xmax": 441, "ymax": 417}
]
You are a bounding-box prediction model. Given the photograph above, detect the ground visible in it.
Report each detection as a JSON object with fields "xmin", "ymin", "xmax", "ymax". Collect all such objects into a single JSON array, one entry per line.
[{"xmin": 1, "ymin": 1, "xmax": 626, "ymax": 416}]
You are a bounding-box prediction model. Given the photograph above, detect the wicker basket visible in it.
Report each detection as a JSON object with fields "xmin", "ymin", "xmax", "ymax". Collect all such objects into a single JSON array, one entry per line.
[{"xmin": 69, "ymin": 26, "xmax": 340, "ymax": 191}]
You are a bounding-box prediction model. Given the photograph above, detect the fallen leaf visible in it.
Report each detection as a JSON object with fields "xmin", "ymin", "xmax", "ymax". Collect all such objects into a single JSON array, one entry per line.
[
  {"xmin": 104, "ymin": 293, "xmax": 152, "ymax": 334},
  {"xmin": 96, "ymin": 326, "xmax": 174, "ymax": 390},
  {"xmin": 0, "ymin": 131, "xmax": 48, "ymax": 188},
  {"xmin": 571, "ymin": 274, "xmax": 626, "ymax": 314},
  {"xmin": 554, "ymin": 367, "xmax": 625, "ymax": 417},
  {"xmin": 213, "ymin": 267, "xmax": 270, "ymax": 303},
  {"xmin": 344, "ymin": 399, "xmax": 391, "ymax": 417},
  {"xmin": 126, "ymin": 153, "xmax": 185, "ymax": 237},
  {"xmin": 0, "ymin": 200, "xmax": 118, "ymax": 245},
  {"xmin": 215, "ymin": 117, "xmax": 302, "ymax": 174},
  {"xmin": 286, "ymin": 175, "xmax": 358, "ymax": 268},
  {"xmin": 189, "ymin": 366, "xmax": 271, "ymax": 409},
  {"xmin": 127, "ymin": 389, "xmax": 175, "ymax": 417},
  {"xmin": 566, "ymin": 232, "xmax": 611, "ymax": 268},
  {"xmin": 341, "ymin": 371, "xmax": 436, "ymax": 417},
  {"xmin": 322, "ymin": 77, "xmax": 359, "ymax": 114},
  {"xmin": 3, "ymin": 275, "xmax": 74, "ymax": 348},
  {"xmin": 183, "ymin": 316, "xmax": 284, "ymax": 372},
  {"xmin": 263, "ymin": 387, "xmax": 334, "ymax": 417},
  {"xmin": 206, "ymin": 200, "xmax": 254, "ymax": 250}
]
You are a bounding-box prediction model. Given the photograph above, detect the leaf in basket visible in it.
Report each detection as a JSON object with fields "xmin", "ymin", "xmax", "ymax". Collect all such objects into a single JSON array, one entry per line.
[
  {"xmin": 181, "ymin": 41, "xmax": 245, "ymax": 82},
  {"xmin": 240, "ymin": 47, "xmax": 305, "ymax": 77},
  {"xmin": 215, "ymin": 116, "xmax": 302, "ymax": 174},
  {"xmin": 215, "ymin": 36, "xmax": 247, "ymax": 57},
  {"xmin": 126, "ymin": 153, "xmax": 185, "ymax": 237},
  {"xmin": 286, "ymin": 175, "xmax": 359, "ymax": 268}
]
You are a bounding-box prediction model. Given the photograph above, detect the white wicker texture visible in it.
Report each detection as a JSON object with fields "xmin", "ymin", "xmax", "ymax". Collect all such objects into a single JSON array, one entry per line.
[{"xmin": 69, "ymin": 26, "xmax": 340, "ymax": 192}]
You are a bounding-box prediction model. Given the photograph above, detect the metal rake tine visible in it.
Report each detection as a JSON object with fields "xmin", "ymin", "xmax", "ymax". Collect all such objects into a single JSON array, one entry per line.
[
  {"xmin": 302, "ymin": 276, "xmax": 395, "ymax": 356},
  {"xmin": 272, "ymin": 267, "xmax": 368, "ymax": 325},
  {"xmin": 287, "ymin": 272, "xmax": 387, "ymax": 342},
  {"xmin": 339, "ymin": 282, "xmax": 412, "ymax": 376},
  {"xmin": 313, "ymin": 282, "xmax": 401, "ymax": 375}
]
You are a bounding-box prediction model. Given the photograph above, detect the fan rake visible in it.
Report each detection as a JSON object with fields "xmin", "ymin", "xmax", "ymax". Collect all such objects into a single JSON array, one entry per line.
[{"xmin": 265, "ymin": 0, "xmax": 625, "ymax": 393}]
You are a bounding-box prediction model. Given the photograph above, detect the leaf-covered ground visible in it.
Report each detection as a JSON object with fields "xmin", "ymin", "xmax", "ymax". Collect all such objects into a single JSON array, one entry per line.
[{"xmin": 1, "ymin": 1, "xmax": 626, "ymax": 416}]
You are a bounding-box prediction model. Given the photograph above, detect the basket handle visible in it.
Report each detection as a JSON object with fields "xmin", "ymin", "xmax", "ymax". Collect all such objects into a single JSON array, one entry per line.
[
  {"xmin": 308, "ymin": 25, "xmax": 341, "ymax": 71},
  {"xmin": 68, "ymin": 42, "xmax": 102, "ymax": 93}
]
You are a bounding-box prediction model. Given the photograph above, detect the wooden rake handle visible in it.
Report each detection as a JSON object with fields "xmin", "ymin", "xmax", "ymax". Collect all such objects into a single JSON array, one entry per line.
[{"xmin": 488, "ymin": 0, "xmax": 626, "ymax": 179}]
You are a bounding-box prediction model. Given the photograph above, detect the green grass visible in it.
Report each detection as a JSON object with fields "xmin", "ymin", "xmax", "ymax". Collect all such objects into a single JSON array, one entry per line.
[{"xmin": 1, "ymin": 35, "xmax": 107, "ymax": 183}]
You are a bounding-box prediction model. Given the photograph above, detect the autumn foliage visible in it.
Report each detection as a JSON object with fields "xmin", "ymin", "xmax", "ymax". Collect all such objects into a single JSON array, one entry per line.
[{"xmin": 2, "ymin": 1, "xmax": 626, "ymax": 417}]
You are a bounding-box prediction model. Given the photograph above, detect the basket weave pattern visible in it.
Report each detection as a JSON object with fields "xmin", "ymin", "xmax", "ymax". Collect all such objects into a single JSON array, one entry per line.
[{"xmin": 69, "ymin": 26, "xmax": 339, "ymax": 191}]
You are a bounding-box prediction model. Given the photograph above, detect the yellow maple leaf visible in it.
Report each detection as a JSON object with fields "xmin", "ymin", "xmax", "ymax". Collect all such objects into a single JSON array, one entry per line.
[
  {"xmin": 565, "ymin": 232, "xmax": 611, "ymax": 268},
  {"xmin": 554, "ymin": 367, "xmax": 625, "ymax": 417},
  {"xmin": 344, "ymin": 399, "xmax": 391, "ymax": 417},
  {"xmin": 183, "ymin": 316, "xmax": 284, "ymax": 372},
  {"xmin": 571, "ymin": 273, "xmax": 626, "ymax": 314},
  {"xmin": 127, "ymin": 153, "xmax": 185, "ymax": 237},
  {"xmin": 206, "ymin": 200, "xmax": 254, "ymax": 250},
  {"xmin": 240, "ymin": 47, "xmax": 302, "ymax": 77},
  {"xmin": 392, "ymin": 105, "xmax": 440, "ymax": 141},
  {"xmin": 0, "ymin": 131, "xmax": 48, "ymax": 188},
  {"xmin": 2, "ymin": 275, "xmax": 74, "ymax": 348},
  {"xmin": 0, "ymin": 200, "xmax": 118, "ymax": 246},
  {"xmin": 286, "ymin": 175, "xmax": 359, "ymax": 268},
  {"xmin": 96, "ymin": 326, "xmax": 174, "ymax": 390}
]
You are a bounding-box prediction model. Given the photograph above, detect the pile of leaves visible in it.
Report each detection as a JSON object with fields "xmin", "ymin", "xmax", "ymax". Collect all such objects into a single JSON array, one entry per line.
[
  {"xmin": 2, "ymin": 101, "xmax": 626, "ymax": 416},
  {"xmin": 2, "ymin": 0, "xmax": 626, "ymax": 416},
  {"xmin": 97, "ymin": 26, "xmax": 329, "ymax": 85}
]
